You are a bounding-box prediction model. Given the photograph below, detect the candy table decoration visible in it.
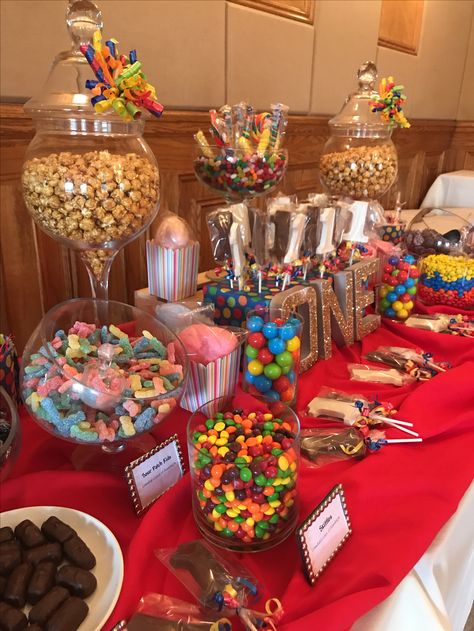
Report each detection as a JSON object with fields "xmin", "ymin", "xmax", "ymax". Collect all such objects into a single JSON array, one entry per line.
[
  {"xmin": 242, "ymin": 308, "xmax": 303, "ymax": 407},
  {"xmin": 21, "ymin": 1, "xmax": 161, "ymax": 301},
  {"xmin": 378, "ymin": 254, "xmax": 419, "ymax": 320},
  {"xmin": 20, "ymin": 299, "xmax": 188, "ymax": 469},
  {"xmin": 187, "ymin": 396, "xmax": 300, "ymax": 552}
]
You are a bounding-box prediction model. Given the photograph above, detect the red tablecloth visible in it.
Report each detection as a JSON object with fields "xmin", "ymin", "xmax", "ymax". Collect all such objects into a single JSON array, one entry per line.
[{"xmin": 2, "ymin": 314, "xmax": 474, "ymax": 631}]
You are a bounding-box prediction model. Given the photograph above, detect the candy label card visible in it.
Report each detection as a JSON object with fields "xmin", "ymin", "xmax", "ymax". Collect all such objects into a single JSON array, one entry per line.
[
  {"xmin": 296, "ymin": 484, "xmax": 351, "ymax": 585},
  {"xmin": 125, "ymin": 435, "xmax": 185, "ymax": 515}
]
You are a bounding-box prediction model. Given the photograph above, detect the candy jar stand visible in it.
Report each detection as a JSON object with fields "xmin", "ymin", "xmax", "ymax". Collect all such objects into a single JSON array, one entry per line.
[
  {"xmin": 21, "ymin": 299, "xmax": 189, "ymax": 471},
  {"xmin": 21, "ymin": 0, "xmax": 160, "ymax": 301}
]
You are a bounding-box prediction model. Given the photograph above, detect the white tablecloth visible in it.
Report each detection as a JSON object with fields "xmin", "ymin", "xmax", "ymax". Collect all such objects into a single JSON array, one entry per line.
[
  {"xmin": 351, "ymin": 482, "xmax": 474, "ymax": 631},
  {"xmin": 421, "ymin": 171, "xmax": 474, "ymax": 208}
]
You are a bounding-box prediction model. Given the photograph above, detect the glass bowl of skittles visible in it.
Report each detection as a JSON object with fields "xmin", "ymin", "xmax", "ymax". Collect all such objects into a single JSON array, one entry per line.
[
  {"xmin": 378, "ymin": 254, "xmax": 419, "ymax": 320},
  {"xmin": 242, "ymin": 308, "xmax": 303, "ymax": 407},
  {"xmin": 187, "ymin": 394, "xmax": 300, "ymax": 552}
]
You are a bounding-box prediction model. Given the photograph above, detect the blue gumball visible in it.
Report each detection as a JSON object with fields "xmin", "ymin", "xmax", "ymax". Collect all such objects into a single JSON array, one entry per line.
[
  {"xmin": 286, "ymin": 369, "xmax": 296, "ymax": 384},
  {"xmin": 404, "ymin": 254, "xmax": 415, "ymax": 265},
  {"xmin": 262, "ymin": 322, "xmax": 278, "ymax": 339},
  {"xmin": 279, "ymin": 323, "xmax": 296, "ymax": 340},
  {"xmin": 254, "ymin": 375, "xmax": 272, "ymax": 392},
  {"xmin": 388, "ymin": 256, "xmax": 400, "ymax": 266},
  {"xmin": 247, "ymin": 315, "xmax": 264, "ymax": 332},
  {"xmin": 288, "ymin": 317, "xmax": 301, "ymax": 328},
  {"xmin": 265, "ymin": 389, "xmax": 281, "ymax": 401},
  {"xmin": 385, "ymin": 307, "xmax": 396, "ymax": 318},
  {"xmin": 268, "ymin": 337, "xmax": 286, "ymax": 355},
  {"xmin": 395, "ymin": 285, "xmax": 406, "ymax": 295},
  {"xmin": 387, "ymin": 291, "xmax": 397, "ymax": 303},
  {"xmin": 245, "ymin": 371, "xmax": 256, "ymax": 384},
  {"xmin": 405, "ymin": 277, "xmax": 415, "ymax": 288}
]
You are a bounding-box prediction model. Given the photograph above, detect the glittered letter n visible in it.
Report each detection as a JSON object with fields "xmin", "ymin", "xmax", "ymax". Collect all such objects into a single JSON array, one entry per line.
[{"xmin": 348, "ymin": 260, "xmax": 381, "ymax": 340}]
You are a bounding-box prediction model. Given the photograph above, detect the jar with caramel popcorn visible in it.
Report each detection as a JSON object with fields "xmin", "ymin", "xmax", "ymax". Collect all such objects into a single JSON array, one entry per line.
[
  {"xmin": 320, "ymin": 62, "xmax": 398, "ymax": 201},
  {"xmin": 21, "ymin": 0, "xmax": 160, "ymax": 299}
]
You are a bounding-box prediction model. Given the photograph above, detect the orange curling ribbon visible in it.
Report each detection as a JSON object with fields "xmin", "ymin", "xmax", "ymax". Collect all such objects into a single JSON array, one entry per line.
[{"xmin": 262, "ymin": 598, "xmax": 284, "ymax": 630}]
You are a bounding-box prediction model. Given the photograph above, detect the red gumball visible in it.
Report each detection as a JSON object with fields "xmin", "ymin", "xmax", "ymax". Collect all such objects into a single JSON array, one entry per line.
[
  {"xmin": 257, "ymin": 348, "xmax": 274, "ymax": 365},
  {"xmin": 389, "ymin": 277, "xmax": 399, "ymax": 287},
  {"xmin": 281, "ymin": 387, "xmax": 295, "ymax": 403},
  {"xmin": 270, "ymin": 401, "xmax": 288, "ymax": 417},
  {"xmin": 382, "ymin": 274, "xmax": 391, "ymax": 284},
  {"xmin": 273, "ymin": 375, "xmax": 291, "ymax": 393},
  {"xmin": 248, "ymin": 332, "xmax": 266, "ymax": 349},
  {"xmin": 383, "ymin": 264, "xmax": 394, "ymax": 274},
  {"xmin": 398, "ymin": 271, "xmax": 409, "ymax": 282},
  {"xmin": 273, "ymin": 318, "xmax": 284, "ymax": 326},
  {"xmin": 409, "ymin": 268, "xmax": 420, "ymax": 278},
  {"xmin": 401, "ymin": 293, "xmax": 411, "ymax": 303},
  {"xmin": 398, "ymin": 262, "xmax": 410, "ymax": 271}
]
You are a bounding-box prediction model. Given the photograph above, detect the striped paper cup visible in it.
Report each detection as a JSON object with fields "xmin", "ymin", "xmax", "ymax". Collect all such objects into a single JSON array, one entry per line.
[
  {"xmin": 147, "ymin": 241, "xmax": 200, "ymax": 301},
  {"xmin": 180, "ymin": 345, "xmax": 241, "ymax": 416}
]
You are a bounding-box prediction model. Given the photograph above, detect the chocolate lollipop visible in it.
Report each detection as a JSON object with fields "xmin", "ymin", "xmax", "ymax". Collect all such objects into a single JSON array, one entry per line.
[
  {"xmin": 268, "ymin": 208, "xmax": 292, "ymax": 265},
  {"xmin": 125, "ymin": 613, "xmax": 231, "ymax": 631},
  {"xmin": 206, "ymin": 209, "xmax": 233, "ymax": 264},
  {"xmin": 301, "ymin": 427, "xmax": 366, "ymax": 466}
]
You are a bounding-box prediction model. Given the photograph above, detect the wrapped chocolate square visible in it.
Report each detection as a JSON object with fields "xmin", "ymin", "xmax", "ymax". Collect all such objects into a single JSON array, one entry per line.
[{"xmin": 147, "ymin": 212, "xmax": 200, "ymax": 302}]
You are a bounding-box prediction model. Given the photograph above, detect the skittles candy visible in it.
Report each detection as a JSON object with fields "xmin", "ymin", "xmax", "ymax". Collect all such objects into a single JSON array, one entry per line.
[
  {"xmin": 418, "ymin": 254, "xmax": 474, "ymax": 309},
  {"xmin": 243, "ymin": 309, "xmax": 303, "ymax": 406},
  {"xmin": 378, "ymin": 254, "xmax": 419, "ymax": 320},
  {"xmin": 187, "ymin": 398, "xmax": 300, "ymax": 551}
]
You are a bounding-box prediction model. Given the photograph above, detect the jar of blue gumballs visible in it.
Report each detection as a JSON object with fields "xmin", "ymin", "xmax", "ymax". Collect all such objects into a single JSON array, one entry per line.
[
  {"xmin": 242, "ymin": 308, "xmax": 303, "ymax": 407},
  {"xmin": 378, "ymin": 254, "xmax": 420, "ymax": 320}
]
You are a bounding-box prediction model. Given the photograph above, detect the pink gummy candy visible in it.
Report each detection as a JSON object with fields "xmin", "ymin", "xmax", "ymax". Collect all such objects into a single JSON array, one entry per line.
[
  {"xmin": 167, "ymin": 343, "xmax": 176, "ymax": 364},
  {"xmin": 70, "ymin": 321, "xmax": 96, "ymax": 338},
  {"xmin": 152, "ymin": 377, "xmax": 166, "ymax": 395},
  {"xmin": 123, "ymin": 400, "xmax": 141, "ymax": 417},
  {"xmin": 37, "ymin": 376, "xmax": 63, "ymax": 397},
  {"xmin": 178, "ymin": 324, "xmax": 238, "ymax": 365},
  {"xmin": 58, "ymin": 379, "xmax": 75, "ymax": 394},
  {"xmin": 51, "ymin": 337, "xmax": 63, "ymax": 350},
  {"xmin": 159, "ymin": 361, "xmax": 183, "ymax": 379}
]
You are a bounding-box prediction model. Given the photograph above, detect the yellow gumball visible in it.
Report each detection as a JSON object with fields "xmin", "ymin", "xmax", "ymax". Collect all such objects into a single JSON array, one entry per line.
[
  {"xmin": 286, "ymin": 336, "xmax": 301, "ymax": 352},
  {"xmin": 379, "ymin": 286, "xmax": 388, "ymax": 298},
  {"xmin": 248, "ymin": 359, "xmax": 264, "ymax": 376},
  {"xmin": 405, "ymin": 300, "xmax": 414, "ymax": 311},
  {"xmin": 392, "ymin": 301, "xmax": 403, "ymax": 312},
  {"xmin": 397, "ymin": 309, "xmax": 409, "ymax": 319}
]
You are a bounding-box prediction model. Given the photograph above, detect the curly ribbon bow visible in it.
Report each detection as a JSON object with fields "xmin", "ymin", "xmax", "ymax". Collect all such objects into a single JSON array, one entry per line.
[{"xmin": 369, "ymin": 76, "xmax": 410, "ymax": 130}]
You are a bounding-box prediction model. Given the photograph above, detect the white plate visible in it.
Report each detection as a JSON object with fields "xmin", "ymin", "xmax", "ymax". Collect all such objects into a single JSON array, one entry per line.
[{"xmin": 1, "ymin": 505, "xmax": 124, "ymax": 631}]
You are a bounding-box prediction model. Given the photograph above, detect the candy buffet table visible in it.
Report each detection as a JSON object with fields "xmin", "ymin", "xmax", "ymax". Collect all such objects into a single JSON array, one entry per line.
[
  {"xmin": 2, "ymin": 307, "xmax": 474, "ymax": 631},
  {"xmin": 420, "ymin": 171, "xmax": 474, "ymax": 208}
]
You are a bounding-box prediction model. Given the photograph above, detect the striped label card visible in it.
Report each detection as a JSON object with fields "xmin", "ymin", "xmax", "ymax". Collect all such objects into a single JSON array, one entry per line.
[{"xmin": 146, "ymin": 241, "xmax": 200, "ymax": 302}]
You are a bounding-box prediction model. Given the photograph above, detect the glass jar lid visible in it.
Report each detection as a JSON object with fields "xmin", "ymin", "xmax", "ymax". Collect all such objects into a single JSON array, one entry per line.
[
  {"xmin": 24, "ymin": 0, "xmax": 103, "ymax": 117},
  {"xmin": 329, "ymin": 61, "xmax": 390, "ymax": 138}
]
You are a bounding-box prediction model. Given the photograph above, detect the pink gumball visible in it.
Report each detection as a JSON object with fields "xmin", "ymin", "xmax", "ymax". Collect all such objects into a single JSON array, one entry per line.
[{"xmin": 154, "ymin": 214, "xmax": 193, "ymax": 249}]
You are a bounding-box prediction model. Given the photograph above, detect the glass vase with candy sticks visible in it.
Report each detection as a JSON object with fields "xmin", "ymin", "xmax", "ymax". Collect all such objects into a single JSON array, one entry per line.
[
  {"xmin": 21, "ymin": 0, "xmax": 162, "ymax": 301},
  {"xmin": 193, "ymin": 103, "xmax": 289, "ymax": 289},
  {"xmin": 21, "ymin": 299, "xmax": 189, "ymax": 472}
]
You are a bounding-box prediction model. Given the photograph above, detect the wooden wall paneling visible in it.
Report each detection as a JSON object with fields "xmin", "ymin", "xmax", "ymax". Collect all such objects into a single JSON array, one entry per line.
[
  {"xmin": 1, "ymin": 103, "xmax": 472, "ymax": 352},
  {"xmin": 378, "ymin": 0, "xmax": 424, "ymax": 55},
  {"xmin": 227, "ymin": 0, "xmax": 315, "ymax": 24}
]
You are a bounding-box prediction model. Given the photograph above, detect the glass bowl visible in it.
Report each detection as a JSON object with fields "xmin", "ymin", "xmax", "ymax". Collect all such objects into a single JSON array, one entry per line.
[
  {"xmin": 193, "ymin": 145, "xmax": 288, "ymax": 202},
  {"xmin": 21, "ymin": 299, "xmax": 189, "ymax": 452},
  {"xmin": 187, "ymin": 394, "xmax": 300, "ymax": 552},
  {"xmin": 0, "ymin": 387, "xmax": 21, "ymax": 481}
]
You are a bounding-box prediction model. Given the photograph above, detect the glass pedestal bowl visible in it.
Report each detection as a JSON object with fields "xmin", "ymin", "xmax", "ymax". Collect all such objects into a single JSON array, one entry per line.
[
  {"xmin": 0, "ymin": 387, "xmax": 21, "ymax": 481},
  {"xmin": 21, "ymin": 299, "xmax": 188, "ymax": 470},
  {"xmin": 187, "ymin": 394, "xmax": 300, "ymax": 552}
]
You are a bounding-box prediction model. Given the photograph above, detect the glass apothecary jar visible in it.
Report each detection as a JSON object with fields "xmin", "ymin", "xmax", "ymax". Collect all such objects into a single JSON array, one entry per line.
[
  {"xmin": 188, "ymin": 395, "xmax": 300, "ymax": 552},
  {"xmin": 21, "ymin": 0, "xmax": 160, "ymax": 299},
  {"xmin": 320, "ymin": 62, "xmax": 398, "ymax": 201}
]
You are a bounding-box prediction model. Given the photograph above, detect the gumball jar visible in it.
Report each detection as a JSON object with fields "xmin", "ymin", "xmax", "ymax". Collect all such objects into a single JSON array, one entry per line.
[
  {"xmin": 418, "ymin": 254, "xmax": 474, "ymax": 309},
  {"xmin": 242, "ymin": 308, "xmax": 303, "ymax": 407},
  {"xmin": 378, "ymin": 254, "xmax": 419, "ymax": 320},
  {"xmin": 188, "ymin": 394, "xmax": 300, "ymax": 552}
]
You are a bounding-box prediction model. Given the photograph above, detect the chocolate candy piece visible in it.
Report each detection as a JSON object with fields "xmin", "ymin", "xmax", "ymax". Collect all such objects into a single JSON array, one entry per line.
[
  {"xmin": 29, "ymin": 586, "xmax": 70, "ymax": 626},
  {"xmin": 63, "ymin": 536, "xmax": 96, "ymax": 570},
  {"xmin": 14, "ymin": 520, "xmax": 46, "ymax": 549},
  {"xmin": 0, "ymin": 601, "xmax": 28, "ymax": 631},
  {"xmin": 41, "ymin": 517, "xmax": 76, "ymax": 544},
  {"xmin": 44, "ymin": 597, "xmax": 88, "ymax": 631},
  {"xmin": 27, "ymin": 561, "xmax": 56, "ymax": 604},
  {"xmin": 56, "ymin": 565, "xmax": 96, "ymax": 598},
  {"xmin": 0, "ymin": 540, "xmax": 22, "ymax": 576},
  {"xmin": 0, "ymin": 526, "xmax": 14, "ymax": 544},
  {"xmin": 24, "ymin": 543, "xmax": 62, "ymax": 566},
  {"xmin": 4, "ymin": 562, "xmax": 33, "ymax": 608}
]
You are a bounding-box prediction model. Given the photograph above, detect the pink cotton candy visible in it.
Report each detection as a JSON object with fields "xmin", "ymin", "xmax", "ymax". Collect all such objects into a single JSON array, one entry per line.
[{"xmin": 178, "ymin": 324, "xmax": 239, "ymax": 365}]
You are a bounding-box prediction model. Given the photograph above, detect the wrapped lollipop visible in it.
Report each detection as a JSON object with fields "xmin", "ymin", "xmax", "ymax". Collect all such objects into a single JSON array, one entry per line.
[
  {"xmin": 207, "ymin": 205, "xmax": 249, "ymax": 289},
  {"xmin": 157, "ymin": 540, "xmax": 283, "ymax": 631},
  {"xmin": 301, "ymin": 426, "xmax": 366, "ymax": 466},
  {"xmin": 147, "ymin": 212, "xmax": 200, "ymax": 301},
  {"xmin": 365, "ymin": 346, "xmax": 448, "ymax": 380}
]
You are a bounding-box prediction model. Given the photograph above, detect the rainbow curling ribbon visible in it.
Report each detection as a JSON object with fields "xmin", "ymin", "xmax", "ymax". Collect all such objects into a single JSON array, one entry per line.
[
  {"xmin": 369, "ymin": 76, "xmax": 410, "ymax": 129},
  {"xmin": 80, "ymin": 31, "xmax": 164, "ymax": 121}
]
